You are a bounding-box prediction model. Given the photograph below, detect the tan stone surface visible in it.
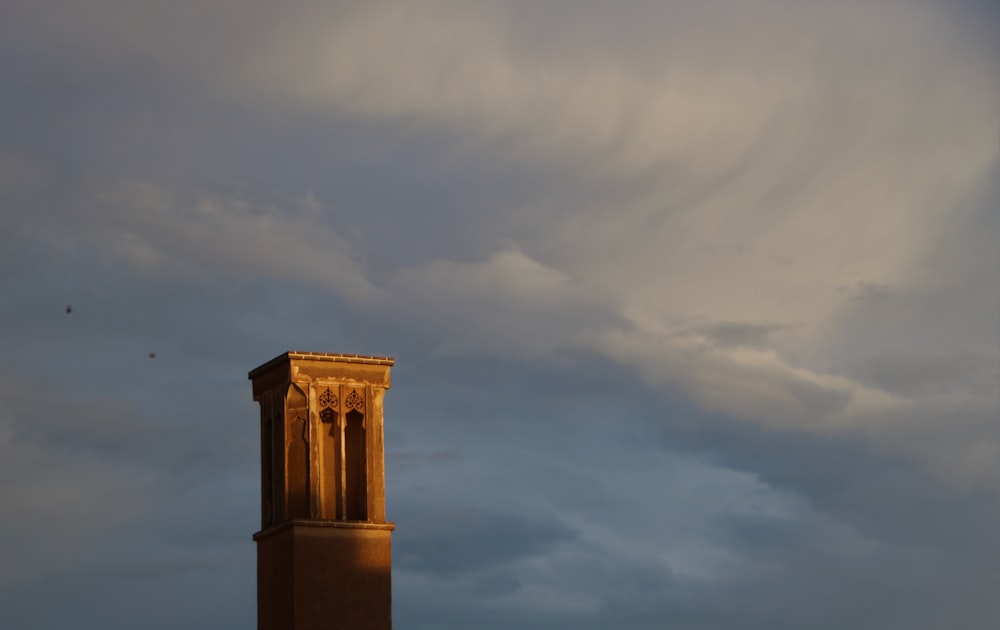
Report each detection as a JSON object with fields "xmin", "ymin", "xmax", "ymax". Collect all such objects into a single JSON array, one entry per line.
[{"xmin": 255, "ymin": 522, "xmax": 394, "ymax": 630}]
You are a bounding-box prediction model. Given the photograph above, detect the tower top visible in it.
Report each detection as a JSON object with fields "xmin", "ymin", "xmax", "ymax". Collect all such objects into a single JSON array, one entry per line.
[
  {"xmin": 248, "ymin": 351, "xmax": 395, "ymax": 400},
  {"xmin": 249, "ymin": 351, "xmax": 395, "ymax": 378}
]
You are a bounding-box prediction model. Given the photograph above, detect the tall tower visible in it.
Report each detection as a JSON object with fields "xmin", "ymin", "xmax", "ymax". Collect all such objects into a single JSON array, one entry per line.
[{"xmin": 249, "ymin": 352, "xmax": 395, "ymax": 630}]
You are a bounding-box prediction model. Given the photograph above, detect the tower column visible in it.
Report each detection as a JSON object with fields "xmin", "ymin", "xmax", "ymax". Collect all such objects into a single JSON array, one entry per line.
[{"xmin": 249, "ymin": 352, "xmax": 395, "ymax": 630}]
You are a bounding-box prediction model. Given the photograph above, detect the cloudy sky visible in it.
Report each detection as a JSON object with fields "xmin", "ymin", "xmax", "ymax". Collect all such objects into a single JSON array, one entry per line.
[{"xmin": 1, "ymin": 1, "xmax": 998, "ymax": 628}]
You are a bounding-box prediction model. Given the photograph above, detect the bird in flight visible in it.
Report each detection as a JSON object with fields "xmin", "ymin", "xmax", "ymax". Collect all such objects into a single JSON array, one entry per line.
[{"xmin": 62, "ymin": 305, "xmax": 157, "ymax": 359}]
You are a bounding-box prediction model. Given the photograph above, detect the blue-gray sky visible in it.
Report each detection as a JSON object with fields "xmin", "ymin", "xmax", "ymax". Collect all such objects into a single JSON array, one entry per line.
[{"xmin": 1, "ymin": 1, "xmax": 998, "ymax": 628}]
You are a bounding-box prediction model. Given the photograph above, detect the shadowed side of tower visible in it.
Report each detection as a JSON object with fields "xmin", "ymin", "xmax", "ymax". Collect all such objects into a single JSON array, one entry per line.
[{"xmin": 249, "ymin": 352, "xmax": 395, "ymax": 630}]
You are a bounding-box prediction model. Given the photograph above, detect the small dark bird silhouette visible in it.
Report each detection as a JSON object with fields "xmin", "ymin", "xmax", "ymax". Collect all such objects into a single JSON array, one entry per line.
[
  {"xmin": 148, "ymin": 353, "xmax": 156, "ymax": 359},
  {"xmin": 65, "ymin": 305, "xmax": 72, "ymax": 314}
]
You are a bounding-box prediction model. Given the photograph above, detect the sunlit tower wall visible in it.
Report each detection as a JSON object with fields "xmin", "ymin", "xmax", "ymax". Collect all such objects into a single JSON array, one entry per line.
[{"xmin": 249, "ymin": 352, "xmax": 395, "ymax": 630}]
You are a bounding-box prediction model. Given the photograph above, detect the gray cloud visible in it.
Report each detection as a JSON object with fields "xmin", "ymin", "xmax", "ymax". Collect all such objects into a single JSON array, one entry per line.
[
  {"xmin": 395, "ymin": 507, "xmax": 577, "ymax": 576},
  {"xmin": 855, "ymin": 349, "xmax": 998, "ymax": 398},
  {"xmin": 694, "ymin": 320, "xmax": 793, "ymax": 349}
]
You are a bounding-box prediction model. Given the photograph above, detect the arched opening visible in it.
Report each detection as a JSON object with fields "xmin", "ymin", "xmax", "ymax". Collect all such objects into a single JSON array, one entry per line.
[
  {"xmin": 287, "ymin": 413, "xmax": 309, "ymax": 518},
  {"xmin": 286, "ymin": 384, "xmax": 309, "ymax": 519},
  {"xmin": 345, "ymin": 409, "xmax": 367, "ymax": 520},
  {"xmin": 261, "ymin": 414, "xmax": 273, "ymax": 527},
  {"xmin": 320, "ymin": 407, "xmax": 342, "ymax": 519}
]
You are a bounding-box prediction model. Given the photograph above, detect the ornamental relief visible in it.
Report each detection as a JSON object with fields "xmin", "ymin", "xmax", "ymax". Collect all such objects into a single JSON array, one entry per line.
[
  {"xmin": 345, "ymin": 389, "xmax": 364, "ymax": 411},
  {"xmin": 318, "ymin": 387, "xmax": 338, "ymax": 408}
]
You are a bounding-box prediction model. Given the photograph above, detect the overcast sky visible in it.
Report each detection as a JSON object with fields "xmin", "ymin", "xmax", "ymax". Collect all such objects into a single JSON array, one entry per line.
[{"xmin": 1, "ymin": 1, "xmax": 998, "ymax": 628}]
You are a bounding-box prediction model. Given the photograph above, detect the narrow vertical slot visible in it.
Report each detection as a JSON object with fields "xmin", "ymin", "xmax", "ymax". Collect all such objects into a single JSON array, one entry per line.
[{"xmin": 345, "ymin": 409, "xmax": 367, "ymax": 520}]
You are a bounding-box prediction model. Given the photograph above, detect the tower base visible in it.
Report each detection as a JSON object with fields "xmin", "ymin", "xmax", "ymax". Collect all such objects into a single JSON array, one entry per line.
[{"xmin": 254, "ymin": 520, "xmax": 395, "ymax": 630}]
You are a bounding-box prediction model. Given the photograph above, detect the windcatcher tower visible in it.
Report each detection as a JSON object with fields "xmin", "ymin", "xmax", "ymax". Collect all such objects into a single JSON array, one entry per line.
[{"xmin": 249, "ymin": 352, "xmax": 395, "ymax": 630}]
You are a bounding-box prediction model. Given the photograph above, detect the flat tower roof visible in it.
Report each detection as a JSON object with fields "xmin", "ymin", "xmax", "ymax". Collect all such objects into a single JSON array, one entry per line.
[{"xmin": 248, "ymin": 351, "xmax": 396, "ymax": 379}]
